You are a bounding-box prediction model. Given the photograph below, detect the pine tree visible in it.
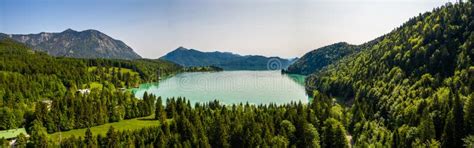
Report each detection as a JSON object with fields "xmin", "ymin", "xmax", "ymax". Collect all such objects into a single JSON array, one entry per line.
[
  {"xmin": 29, "ymin": 120, "xmax": 49, "ymax": 147},
  {"xmin": 464, "ymin": 93, "xmax": 474, "ymax": 134},
  {"xmin": 155, "ymin": 97, "xmax": 166, "ymax": 121},
  {"xmin": 279, "ymin": 120, "xmax": 296, "ymax": 144},
  {"xmin": 453, "ymin": 94, "xmax": 465, "ymax": 147},
  {"xmin": 321, "ymin": 118, "xmax": 348, "ymax": 148},
  {"xmin": 84, "ymin": 128, "xmax": 96, "ymax": 147},
  {"xmin": 418, "ymin": 114, "xmax": 436, "ymax": 141},
  {"xmin": 16, "ymin": 133, "xmax": 28, "ymax": 148},
  {"xmin": 106, "ymin": 126, "xmax": 118, "ymax": 147},
  {"xmin": 442, "ymin": 111, "xmax": 455, "ymax": 147},
  {"xmin": 463, "ymin": 135, "xmax": 474, "ymax": 148},
  {"xmin": 0, "ymin": 137, "xmax": 7, "ymax": 147},
  {"xmin": 303, "ymin": 123, "xmax": 321, "ymax": 148}
]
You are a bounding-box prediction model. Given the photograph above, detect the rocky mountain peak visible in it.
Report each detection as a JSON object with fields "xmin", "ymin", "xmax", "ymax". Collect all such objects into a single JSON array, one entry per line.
[{"xmin": 4, "ymin": 29, "xmax": 142, "ymax": 59}]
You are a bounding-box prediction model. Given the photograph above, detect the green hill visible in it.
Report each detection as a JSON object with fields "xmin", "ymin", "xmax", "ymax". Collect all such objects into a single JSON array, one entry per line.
[
  {"xmin": 0, "ymin": 38, "xmax": 181, "ymax": 132},
  {"xmin": 285, "ymin": 42, "xmax": 360, "ymax": 75},
  {"xmin": 161, "ymin": 47, "xmax": 295, "ymax": 70},
  {"xmin": 305, "ymin": 2, "xmax": 473, "ymax": 147}
]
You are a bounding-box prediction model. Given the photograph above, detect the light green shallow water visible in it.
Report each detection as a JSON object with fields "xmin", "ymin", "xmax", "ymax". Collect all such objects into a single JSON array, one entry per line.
[{"xmin": 132, "ymin": 71, "xmax": 309, "ymax": 105}]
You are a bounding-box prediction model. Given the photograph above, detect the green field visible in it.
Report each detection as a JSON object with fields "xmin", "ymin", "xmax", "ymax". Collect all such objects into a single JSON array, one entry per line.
[
  {"xmin": 83, "ymin": 66, "xmax": 140, "ymax": 90},
  {"xmin": 0, "ymin": 128, "xmax": 27, "ymax": 139},
  {"xmin": 87, "ymin": 66, "xmax": 139, "ymax": 76},
  {"xmin": 82, "ymin": 81, "xmax": 103, "ymax": 90},
  {"xmin": 49, "ymin": 115, "xmax": 160, "ymax": 143}
]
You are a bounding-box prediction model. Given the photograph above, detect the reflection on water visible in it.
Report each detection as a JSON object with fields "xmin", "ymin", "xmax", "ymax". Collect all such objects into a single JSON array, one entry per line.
[
  {"xmin": 132, "ymin": 71, "xmax": 309, "ymax": 105},
  {"xmin": 286, "ymin": 74, "xmax": 306, "ymax": 86}
]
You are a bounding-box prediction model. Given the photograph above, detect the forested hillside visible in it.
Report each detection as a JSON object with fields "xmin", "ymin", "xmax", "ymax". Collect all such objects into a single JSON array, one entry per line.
[
  {"xmin": 0, "ymin": 38, "xmax": 180, "ymax": 136},
  {"xmin": 56, "ymin": 96, "xmax": 347, "ymax": 148},
  {"xmin": 160, "ymin": 47, "xmax": 242, "ymax": 67},
  {"xmin": 2, "ymin": 1, "xmax": 474, "ymax": 148},
  {"xmin": 306, "ymin": 2, "xmax": 473, "ymax": 147},
  {"xmin": 285, "ymin": 42, "xmax": 360, "ymax": 75},
  {"xmin": 161, "ymin": 47, "xmax": 294, "ymax": 70}
]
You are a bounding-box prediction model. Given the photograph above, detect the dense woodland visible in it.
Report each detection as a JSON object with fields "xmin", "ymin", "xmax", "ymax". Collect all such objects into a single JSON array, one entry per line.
[
  {"xmin": 0, "ymin": 38, "xmax": 181, "ymax": 134},
  {"xmin": 1, "ymin": 1, "xmax": 474, "ymax": 148},
  {"xmin": 284, "ymin": 42, "xmax": 361, "ymax": 75},
  {"xmin": 184, "ymin": 66, "xmax": 224, "ymax": 72},
  {"xmin": 307, "ymin": 2, "xmax": 474, "ymax": 147},
  {"xmin": 160, "ymin": 47, "xmax": 295, "ymax": 70},
  {"xmin": 28, "ymin": 95, "xmax": 346, "ymax": 148}
]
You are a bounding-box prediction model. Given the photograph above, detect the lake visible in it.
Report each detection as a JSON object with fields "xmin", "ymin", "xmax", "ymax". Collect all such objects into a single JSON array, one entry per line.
[{"xmin": 132, "ymin": 71, "xmax": 309, "ymax": 105}]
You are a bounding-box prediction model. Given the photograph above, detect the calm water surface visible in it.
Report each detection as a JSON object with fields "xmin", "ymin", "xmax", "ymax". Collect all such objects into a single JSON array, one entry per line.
[{"xmin": 132, "ymin": 71, "xmax": 309, "ymax": 105}]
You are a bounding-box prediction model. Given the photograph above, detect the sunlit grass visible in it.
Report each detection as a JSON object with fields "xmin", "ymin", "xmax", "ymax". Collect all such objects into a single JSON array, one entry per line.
[
  {"xmin": 49, "ymin": 115, "xmax": 159, "ymax": 143},
  {"xmin": 87, "ymin": 66, "xmax": 139, "ymax": 76}
]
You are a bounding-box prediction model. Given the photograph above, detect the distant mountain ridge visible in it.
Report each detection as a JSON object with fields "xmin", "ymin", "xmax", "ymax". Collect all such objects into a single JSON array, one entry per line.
[
  {"xmin": 285, "ymin": 42, "xmax": 361, "ymax": 75},
  {"xmin": 161, "ymin": 47, "xmax": 296, "ymax": 70},
  {"xmin": 1, "ymin": 29, "xmax": 142, "ymax": 59}
]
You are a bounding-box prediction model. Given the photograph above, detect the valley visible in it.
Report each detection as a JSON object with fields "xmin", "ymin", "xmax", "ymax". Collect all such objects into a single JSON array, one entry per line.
[{"xmin": 0, "ymin": 1, "xmax": 473, "ymax": 147}]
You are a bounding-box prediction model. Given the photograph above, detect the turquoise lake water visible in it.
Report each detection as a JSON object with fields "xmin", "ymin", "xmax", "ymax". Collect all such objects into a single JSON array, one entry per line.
[{"xmin": 132, "ymin": 71, "xmax": 309, "ymax": 105}]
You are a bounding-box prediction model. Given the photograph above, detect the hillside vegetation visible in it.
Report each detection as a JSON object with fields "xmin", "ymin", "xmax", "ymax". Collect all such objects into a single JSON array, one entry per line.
[
  {"xmin": 306, "ymin": 2, "xmax": 474, "ymax": 147},
  {"xmin": 0, "ymin": 38, "xmax": 180, "ymax": 135},
  {"xmin": 49, "ymin": 115, "xmax": 161, "ymax": 143},
  {"xmin": 2, "ymin": 1, "xmax": 474, "ymax": 148},
  {"xmin": 161, "ymin": 47, "xmax": 295, "ymax": 70},
  {"xmin": 285, "ymin": 42, "xmax": 360, "ymax": 75}
]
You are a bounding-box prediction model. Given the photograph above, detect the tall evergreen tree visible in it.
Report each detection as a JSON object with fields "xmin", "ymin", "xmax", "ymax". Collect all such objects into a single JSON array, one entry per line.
[
  {"xmin": 155, "ymin": 97, "xmax": 166, "ymax": 122},
  {"xmin": 29, "ymin": 120, "xmax": 49, "ymax": 148},
  {"xmin": 84, "ymin": 128, "xmax": 96, "ymax": 147},
  {"xmin": 321, "ymin": 118, "xmax": 348, "ymax": 148},
  {"xmin": 453, "ymin": 95, "xmax": 465, "ymax": 147},
  {"xmin": 465, "ymin": 93, "xmax": 474, "ymax": 134},
  {"xmin": 303, "ymin": 123, "xmax": 321, "ymax": 148},
  {"xmin": 16, "ymin": 133, "xmax": 28, "ymax": 148},
  {"xmin": 106, "ymin": 126, "xmax": 118, "ymax": 147}
]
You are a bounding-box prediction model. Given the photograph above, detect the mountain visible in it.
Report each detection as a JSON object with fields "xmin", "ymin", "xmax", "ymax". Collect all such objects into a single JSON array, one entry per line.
[
  {"xmin": 305, "ymin": 2, "xmax": 473, "ymax": 147},
  {"xmin": 160, "ymin": 47, "xmax": 294, "ymax": 70},
  {"xmin": 160, "ymin": 47, "xmax": 241, "ymax": 67},
  {"xmin": 219, "ymin": 55, "xmax": 294, "ymax": 70},
  {"xmin": 285, "ymin": 42, "xmax": 360, "ymax": 75},
  {"xmin": 3, "ymin": 29, "xmax": 141, "ymax": 59},
  {"xmin": 0, "ymin": 33, "xmax": 9, "ymax": 40}
]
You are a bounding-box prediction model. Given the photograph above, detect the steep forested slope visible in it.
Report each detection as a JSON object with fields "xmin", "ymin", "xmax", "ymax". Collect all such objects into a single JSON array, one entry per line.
[
  {"xmin": 160, "ymin": 47, "xmax": 241, "ymax": 67},
  {"xmin": 219, "ymin": 55, "xmax": 294, "ymax": 70},
  {"xmin": 306, "ymin": 2, "xmax": 473, "ymax": 147},
  {"xmin": 161, "ymin": 47, "xmax": 294, "ymax": 70},
  {"xmin": 286, "ymin": 42, "xmax": 360, "ymax": 75}
]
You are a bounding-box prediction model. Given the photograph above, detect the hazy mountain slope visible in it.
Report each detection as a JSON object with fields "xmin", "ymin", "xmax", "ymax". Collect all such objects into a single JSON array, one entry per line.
[
  {"xmin": 161, "ymin": 47, "xmax": 294, "ymax": 70},
  {"xmin": 306, "ymin": 2, "xmax": 473, "ymax": 147},
  {"xmin": 219, "ymin": 55, "xmax": 294, "ymax": 70},
  {"xmin": 286, "ymin": 42, "xmax": 360, "ymax": 75},
  {"xmin": 160, "ymin": 47, "xmax": 241, "ymax": 67},
  {"xmin": 0, "ymin": 33, "xmax": 9, "ymax": 40},
  {"xmin": 5, "ymin": 29, "xmax": 141, "ymax": 59}
]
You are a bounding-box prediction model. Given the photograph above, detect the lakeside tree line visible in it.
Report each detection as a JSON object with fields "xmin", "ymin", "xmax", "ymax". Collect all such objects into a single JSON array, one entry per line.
[
  {"xmin": 35, "ymin": 94, "xmax": 348, "ymax": 148},
  {"xmin": 33, "ymin": 90, "xmax": 157, "ymax": 133},
  {"xmin": 1, "ymin": 1, "xmax": 474, "ymax": 148}
]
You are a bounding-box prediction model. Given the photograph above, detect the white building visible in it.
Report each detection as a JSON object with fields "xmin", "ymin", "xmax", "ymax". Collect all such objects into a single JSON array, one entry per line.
[{"xmin": 77, "ymin": 89, "xmax": 91, "ymax": 95}]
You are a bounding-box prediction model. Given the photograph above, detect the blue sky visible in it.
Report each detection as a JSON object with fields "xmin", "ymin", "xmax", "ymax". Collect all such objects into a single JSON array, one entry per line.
[{"xmin": 0, "ymin": 0, "xmax": 454, "ymax": 58}]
